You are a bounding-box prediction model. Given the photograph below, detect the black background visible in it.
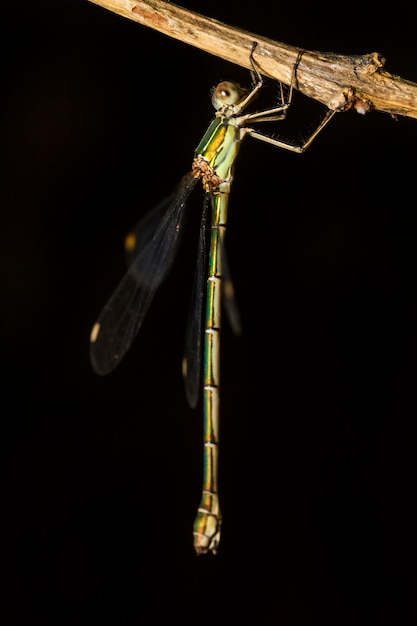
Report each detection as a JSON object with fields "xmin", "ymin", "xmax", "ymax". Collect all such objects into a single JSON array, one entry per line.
[{"xmin": 1, "ymin": 1, "xmax": 416, "ymax": 624}]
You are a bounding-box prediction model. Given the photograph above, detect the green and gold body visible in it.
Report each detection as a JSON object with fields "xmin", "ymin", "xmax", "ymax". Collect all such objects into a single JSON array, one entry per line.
[{"xmin": 192, "ymin": 113, "xmax": 244, "ymax": 554}]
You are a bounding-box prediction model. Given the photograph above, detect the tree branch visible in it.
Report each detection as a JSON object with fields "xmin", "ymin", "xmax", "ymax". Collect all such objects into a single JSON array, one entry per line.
[{"xmin": 87, "ymin": 0, "xmax": 417, "ymax": 119}]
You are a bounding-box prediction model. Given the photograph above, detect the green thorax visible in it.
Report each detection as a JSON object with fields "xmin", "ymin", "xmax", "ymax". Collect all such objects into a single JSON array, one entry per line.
[{"xmin": 194, "ymin": 116, "xmax": 242, "ymax": 185}]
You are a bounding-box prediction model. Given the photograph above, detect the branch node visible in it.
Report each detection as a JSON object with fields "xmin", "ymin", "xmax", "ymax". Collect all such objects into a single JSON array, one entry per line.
[{"xmin": 354, "ymin": 52, "xmax": 386, "ymax": 79}]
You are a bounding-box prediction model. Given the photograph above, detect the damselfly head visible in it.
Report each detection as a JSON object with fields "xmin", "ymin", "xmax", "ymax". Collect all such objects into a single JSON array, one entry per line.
[{"xmin": 211, "ymin": 81, "xmax": 248, "ymax": 110}]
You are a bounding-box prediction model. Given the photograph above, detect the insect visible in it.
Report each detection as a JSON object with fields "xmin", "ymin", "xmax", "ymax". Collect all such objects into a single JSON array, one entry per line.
[{"xmin": 90, "ymin": 44, "xmax": 337, "ymax": 554}]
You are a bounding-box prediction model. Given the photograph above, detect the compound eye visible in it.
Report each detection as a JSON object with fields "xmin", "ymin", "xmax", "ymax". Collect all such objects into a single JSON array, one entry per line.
[{"xmin": 214, "ymin": 81, "xmax": 241, "ymax": 106}]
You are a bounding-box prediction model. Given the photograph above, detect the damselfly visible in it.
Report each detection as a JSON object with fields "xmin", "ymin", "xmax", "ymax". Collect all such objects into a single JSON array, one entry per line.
[{"xmin": 90, "ymin": 44, "xmax": 338, "ymax": 555}]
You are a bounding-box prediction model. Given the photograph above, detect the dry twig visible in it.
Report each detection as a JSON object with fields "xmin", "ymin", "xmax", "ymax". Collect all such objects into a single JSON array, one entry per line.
[{"xmin": 87, "ymin": 0, "xmax": 417, "ymax": 119}]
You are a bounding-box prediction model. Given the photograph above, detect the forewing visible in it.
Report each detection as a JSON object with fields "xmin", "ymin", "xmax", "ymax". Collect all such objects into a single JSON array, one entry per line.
[
  {"xmin": 90, "ymin": 173, "xmax": 198, "ymax": 375},
  {"xmin": 182, "ymin": 193, "xmax": 209, "ymax": 408}
]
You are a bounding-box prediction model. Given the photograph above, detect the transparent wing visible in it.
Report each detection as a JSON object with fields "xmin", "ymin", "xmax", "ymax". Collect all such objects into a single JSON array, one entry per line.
[
  {"xmin": 124, "ymin": 180, "xmax": 190, "ymax": 267},
  {"xmin": 182, "ymin": 193, "xmax": 242, "ymax": 409},
  {"xmin": 90, "ymin": 172, "xmax": 198, "ymax": 375},
  {"xmin": 182, "ymin": 193, "xmax": 210, "ymax": 408},
  {"xmin": 220, "ymin": 237, "xmax": 242, "ymax": 336}
]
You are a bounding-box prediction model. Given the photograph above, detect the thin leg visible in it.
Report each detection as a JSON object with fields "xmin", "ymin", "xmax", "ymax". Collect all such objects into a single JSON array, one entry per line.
[
  {"xmin": 242, "ymin": 46, "xmax": 343, "ymax": 152},
  {"xmin": 238, "ymin": 49, "xmax": 304, "ymax": 124},
  {"xmin": 246, "ymin": 105, "xmax": 338, "ymax": 153}
]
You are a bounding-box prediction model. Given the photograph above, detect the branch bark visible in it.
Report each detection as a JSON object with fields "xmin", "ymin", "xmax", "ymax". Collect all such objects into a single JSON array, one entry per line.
[{"xmin": 87, "ymin": 0, "xmax": 417, "ymax": 119}]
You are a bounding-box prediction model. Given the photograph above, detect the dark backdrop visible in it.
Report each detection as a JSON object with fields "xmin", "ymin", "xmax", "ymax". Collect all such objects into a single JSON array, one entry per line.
[{"xmin": 1, "ymin": 2, "xmax": 416, "ymax": 624}]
